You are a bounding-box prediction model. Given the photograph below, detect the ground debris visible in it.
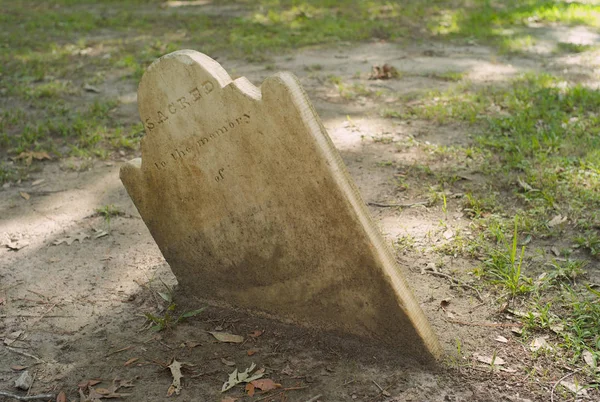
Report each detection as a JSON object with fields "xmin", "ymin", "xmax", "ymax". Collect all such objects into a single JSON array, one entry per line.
[
  {"xmin": 167, "ymin": 359, "xmax": 183, "ymax": 396},
  {"xmin": 53, "ymin": 233, "xmax": 90, "ymax": 246},
  {"xmin": 368, "ymin": 64, "xmax": 399, "ymax": 80},
  {"xmin": 0, "ymin": 390, "xmax": 56, "ymax": 401}
]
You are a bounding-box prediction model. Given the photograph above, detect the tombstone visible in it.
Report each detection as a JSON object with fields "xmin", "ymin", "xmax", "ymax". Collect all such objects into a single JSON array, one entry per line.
[{"xmin": 120, "ymin": 50, "xmax": 442, "ymax": 361}]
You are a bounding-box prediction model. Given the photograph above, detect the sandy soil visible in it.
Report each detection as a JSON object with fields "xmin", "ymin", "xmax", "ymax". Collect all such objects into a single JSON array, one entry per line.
[{"xmin": 2, "ymin": 29, "xmax": 599, "ymax": 402}]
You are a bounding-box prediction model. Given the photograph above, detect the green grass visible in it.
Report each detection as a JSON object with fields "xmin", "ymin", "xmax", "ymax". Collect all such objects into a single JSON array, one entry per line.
[
  {"xmin": 3, "ymin": 1, "xmax": 600, "ymax": 185},
  {"xmin": 401, "ymin": 68, "xmax": 600, "ymax": 363}
]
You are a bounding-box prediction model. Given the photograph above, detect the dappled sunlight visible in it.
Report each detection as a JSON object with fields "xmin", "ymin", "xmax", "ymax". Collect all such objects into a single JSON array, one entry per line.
[{"xmin": 0, "ymin": 163, "xmax": 172, "ymax": 349}]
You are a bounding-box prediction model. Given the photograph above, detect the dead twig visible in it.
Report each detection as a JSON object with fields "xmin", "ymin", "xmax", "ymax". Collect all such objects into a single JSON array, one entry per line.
[
  {"xmin": 5, "ymin": 347, "xmax": 43, "ymax": 362},
  {"xmin": 105, "ymin": 345, "xmax": 133, "ymax": 357},
  {"xmin": 27, "ymin": 303, "xmax": 58, "ymax": 328},
  {"xmin": 424, "ymin": 270, "xmax": 484, "ymax": 302},
  {"xmin": 0, "ymin": 391, "xmax": 55, "ymax": 401},
  {"xmin": 446, "ymin": 319, "xmax": 522, "ymax": 328},
  {"xmin": 367, "ymin": 201, "xmax": 429, "ymax": 208},
  {"xmin": 369, "ymin": 380, "xmax": 392, "ymax": 401},
  {"xmin": 26, "ymin": 370, "xmax": 36, "ymax": 396},
  {"xmin": 304, "ymin": 395, "xmax": 323, "ymax": 402}
]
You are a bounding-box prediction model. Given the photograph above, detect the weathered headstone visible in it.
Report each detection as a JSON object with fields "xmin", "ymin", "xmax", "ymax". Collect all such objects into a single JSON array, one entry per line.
[{"xmin": 120, "ymin": 50, "xmax": 442, "ymax": 361}]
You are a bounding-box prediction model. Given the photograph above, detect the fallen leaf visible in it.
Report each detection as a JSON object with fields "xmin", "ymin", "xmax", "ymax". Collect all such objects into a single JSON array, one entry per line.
[
  {"xmin": 248, "ymin": 330, "xmax": 263, "ymax": 338},
  {"xmin": 443, "ymin": 229, "xmax": 454, "ymax": 239},
  {"xmin": 210, "ymin": 331, "xmax": 244, "ymax": 344},
  {"xmin": 94, "ymin": 230, "xmax": 109, "ymax": 239},
  {"xmin": 53, "ymin": 232, "xmax": 89, "ymax": 246},
  {"xmin": 84, "ymin": 84, "xmax": 100, "ymax": 93},
  {"xmin": 6, "ymin": 241, "xmax": 29, "ymax": 251},
  {"xmin": 11, "ymin": 365, "xmax": 27, "ymax": 371},
  {"xmin": 250, "ymin": 379, "xmax": 281, "ymax": 391},
  {"xmin": 548, "ymin": 214, "xmax": 567, "ymax": 228},
  {"xmin": 124, "ymin": 357, "xmax": 139, "ymax": 366},
  {"xmin": 369, "ymin": 64, "xmax": 399, "ymax": 80},
  {"xmin": 560, "ymin": 379, "xmax": 588, "ymax": 396},
  {"xmin": 247, "ymin": 349, "xmax": 257, "ymax": 356},
  {"xmin": 517, "ymin": 177, "xmax": 535, "ymax": 192},
  {"xmin": 495, "ymin": 336, "xmax": 508, "ymax": 343},
  {"xmin": 4, "ymin": 330, "xmax": 23, "ymax": 345},
  {"xmin": 167, "ymin": 359, "xmax": 183, "ymax": 396},
  {"xmin": 14, "ymin": 151, "xmax": 51, "ymax": 166},
  {"xmin": 530, "ymin": 337, "xmax": 553, "ymax": 352},
  {"xmin": 31, "ymin": 179, "xmax": 45, "ymax": 186},
  {"xmin": 245, "ymin": 382, "xmax": 255, "ymax": 397},
  {"xmin": 582, "ymin": 350, "xmax": 596, "ymax": 371},
  {"xmin": 222, "ymin": 363, "xmax": 265, "ymax": 392},
  {"xmin": 20, "ymin": 192, "xmax": 30, "ymax": 200},
  {"xmin": 475, "ymin": 354, "xmax": 505, "ymax": 366},
  {"xmin": 185, "ymin": 341, "xmax": 202, "ymax": 348},
  {"xmin": 78, "ymin": 379, "xmax": 102, "ymax": 389},
  {"xmin": 56, "ymin": 391, "xmax": 67, "ymax": 402},
  {"xmin": 500, "ymin": 367, "xmax": 517, "ymax": 373},
  {"xmin": 221, "ymin": 358, "xmax": 236, "ymax": 367}
]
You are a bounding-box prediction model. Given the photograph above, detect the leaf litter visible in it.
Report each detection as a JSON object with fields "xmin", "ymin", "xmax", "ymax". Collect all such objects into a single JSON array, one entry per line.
[{"xmin": 78, "ymin": 378, "xmax": 133, "ymax": 401}]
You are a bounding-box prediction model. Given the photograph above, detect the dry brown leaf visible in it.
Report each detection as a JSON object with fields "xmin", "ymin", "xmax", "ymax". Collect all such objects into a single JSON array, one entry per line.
[
  {"xmin": 14, "ymin": 151, "xmax": 52, "ymax": 166},
  {"xmin": 251, "ymin": 379, "xmax": 281, "ymax": 391},
  {"xmin": 56, "ymin": 391, "xmax": 67, "ymax": 402},
  {"xmin": 369, "ymin": 63, "xmax": 399, "ymax": 80},
  {"xmin": 245, "ymin": 382, "xmax": 255, "ymax": 396},
  {"xmin": 20, "ymin": 192, "xmax": 30, "ymax": 200},
  {"xmin": 247, "ymin": 349, "xmax": 257, "ymax": 356},
  {"xmin": 248, "ymin": 330, "xmax": 263, "ymax": 338},
  {"xmin": 78, "ymin": 379, "xmax": 102, "ymax": 389},
  {"xmin": 11, "ymin": 365, "xmax": 27, "ymax": 371},
  {"xmin": 209, "ymin": 331, "xmax": 244, "ymax": 343},
  {"xmin": 185, "ymin": 341, "xmax": 202, "ymax": 348},
  {"xmin": 124, "ymin": 357, "xmax": 139, "ymax": 366}
]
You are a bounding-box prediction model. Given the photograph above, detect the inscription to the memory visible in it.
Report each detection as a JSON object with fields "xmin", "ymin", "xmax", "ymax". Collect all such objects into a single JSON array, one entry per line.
[
  {"xmin": 144, "ymin": 81, "xmax": 214, "ymax": 131},
  {"xmin": 153, "ymin": 113, "xmax": 251, "ymax": 170}
]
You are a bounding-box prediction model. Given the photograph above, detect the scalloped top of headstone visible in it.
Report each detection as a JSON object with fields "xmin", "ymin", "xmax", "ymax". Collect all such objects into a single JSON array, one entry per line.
[{"xmin": 120, "ymin": 50, "xmax": 442, "ymax": 362}]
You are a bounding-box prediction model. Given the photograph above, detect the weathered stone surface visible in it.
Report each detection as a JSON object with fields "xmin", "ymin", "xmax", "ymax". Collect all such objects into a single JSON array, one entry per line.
[{"xmin": 120, "ymin": 50, "xmax": 442, "ymax": 361}]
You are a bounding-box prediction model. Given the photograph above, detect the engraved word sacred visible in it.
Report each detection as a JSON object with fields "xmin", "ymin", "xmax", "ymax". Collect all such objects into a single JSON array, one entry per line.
[{"xmin": 144, "ymin": 81, "xmax": 214, "ymax": 131}]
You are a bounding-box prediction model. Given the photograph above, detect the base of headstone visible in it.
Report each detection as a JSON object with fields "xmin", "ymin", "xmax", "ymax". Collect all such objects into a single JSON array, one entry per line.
[{"xmin": 121, "ymin": 50, "xmax": 442, "ymax": 362}]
